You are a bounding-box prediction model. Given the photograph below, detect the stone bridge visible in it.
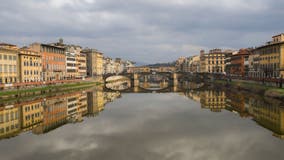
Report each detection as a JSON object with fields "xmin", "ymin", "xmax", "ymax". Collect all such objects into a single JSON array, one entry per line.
[{"xmin": 103, "ymin": 72, "xmax": 209, "ymax": 88}]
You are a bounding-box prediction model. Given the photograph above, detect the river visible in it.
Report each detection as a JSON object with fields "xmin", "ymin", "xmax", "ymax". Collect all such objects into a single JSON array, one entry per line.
[{"xmin": 0, "ymin": 85, "xmax": 284, "ymax": 160}]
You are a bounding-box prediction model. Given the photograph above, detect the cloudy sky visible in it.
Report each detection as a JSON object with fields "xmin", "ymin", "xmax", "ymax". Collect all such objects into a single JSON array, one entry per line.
[{"xmin": 0, "ymin": 0, "xmax": 284, "ymax": 63}]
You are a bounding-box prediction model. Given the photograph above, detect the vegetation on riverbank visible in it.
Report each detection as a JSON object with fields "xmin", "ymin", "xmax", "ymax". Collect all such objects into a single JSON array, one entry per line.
[
  {"xmin": 0, "ymin": 81, "xmax": 102, "ymax": 100},
  {"xmin": 213, "ymin": 80, "xmax": 284, "ymax": 99}
]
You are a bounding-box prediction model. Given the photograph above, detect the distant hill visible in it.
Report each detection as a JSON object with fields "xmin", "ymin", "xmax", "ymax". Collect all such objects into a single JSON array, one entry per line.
[{"xmin": 144, "ymin": 62, "xmax": 175, "ymax": 67}]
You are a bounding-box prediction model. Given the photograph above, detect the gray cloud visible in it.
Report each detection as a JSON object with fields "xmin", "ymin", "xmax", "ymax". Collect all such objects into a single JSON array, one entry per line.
[{"xmin": 0, "ymin": 0, "xmax": 284, "ymax": 63}]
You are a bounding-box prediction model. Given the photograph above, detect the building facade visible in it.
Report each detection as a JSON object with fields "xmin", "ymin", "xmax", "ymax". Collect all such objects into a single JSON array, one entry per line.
[
  {"xmin": 18, "ymin": 48, "xmax": 42, "ymax": 83},
  {"xmin": 253, "ymin": 34, "xmax": 284, "ymax": 78},
  {"xmin": 30, "ymin": 43, "xmax": 66, "ymax": 81},
  {"xmin": 0, "ymin": 43, "xmax": 19, "ymax": 84},
  {"xmin": 77, "ymin": 52, "xmax": 87, "ymax": 78},
  {"xmin": 226, "ymin": 48, "xmax": 252, "ymax": 76},
  {"xmin": 83, "ymin": 49, "xmax": 104, "ymax": 76}
]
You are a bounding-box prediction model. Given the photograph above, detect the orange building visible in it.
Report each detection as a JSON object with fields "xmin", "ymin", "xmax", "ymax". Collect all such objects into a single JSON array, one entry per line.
[
  {"xmin": 227, "ymin": 48, "xmax": 252, "ymax": 76},
  {"xmin": 30, "ymin": 43, "xmax": 66, "ymax": 81}
]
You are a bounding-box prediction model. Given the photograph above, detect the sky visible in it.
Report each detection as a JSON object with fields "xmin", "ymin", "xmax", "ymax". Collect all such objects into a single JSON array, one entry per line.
[{"xmin": 0, "ymin": 0, "xmax": 284, "ymax": 64}]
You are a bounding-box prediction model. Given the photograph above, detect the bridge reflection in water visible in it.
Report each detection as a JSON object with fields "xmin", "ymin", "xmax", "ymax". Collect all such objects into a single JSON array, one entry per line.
[{"xmin": 0, "ymin": 83, "xmax": 284, "ymax": 141}]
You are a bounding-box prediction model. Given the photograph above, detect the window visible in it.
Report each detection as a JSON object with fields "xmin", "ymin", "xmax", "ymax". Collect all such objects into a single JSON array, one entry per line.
[
  {"xmin": 13, "ymin": 56, "xmax": 16, "ymax": 60},
  {"xmin": 4, "ymin": 55, "xmax": 7, "ymax": 60},
  {"xmin": 0, "ymin": 54, "xmax": 2, "ymax": 59},
  {"xmin": 4, "ymin": 64, "xmax": 8, "ymax": 73},
  {"xmin": 0, "ymin": 64, "xmax": 2, "ymax": 73},
  {"xmin": 9, "ymin": 65, "xmax": 12, "ymax": 73},
  {"xmin": 5, "ymin": 113, "xmax": 9, "ymax": 122},
  {"xmin": 10, "ymin": 112, "xmax": 14, "ymax": 120},
  {"xmin": 9, "ymin": 55, "xmax": 12, "ymax": 60},
  {"xmin": 0, "ymin": 114, "xmax": 3, "ymax": 123}
]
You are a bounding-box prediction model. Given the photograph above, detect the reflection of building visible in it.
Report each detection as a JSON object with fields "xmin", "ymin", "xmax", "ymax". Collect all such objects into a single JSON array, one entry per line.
[
  {"xmin": 184, "ymin": 90, "xmax": 201, "ymax": 102},
  {"xmin": 78, "ymin": 92, "xmax": 88, "ymax": 116},
  {"xmin": 66, "ymin": 92, "xmax": 88, "ymax": 121},
  {"xmin": 248, "ymin": 99, "xmax": 284, "ymax": 139},
  {"xmin": 33, "ymin": 97, "xmax": 67, "ymax": 134},
  {"xmin": 200, "ymin": 90, "xmax": 226, "ymax": 112},
  {"xmin": 19, "ymin": 48, "xmax": 42, "ymax": 83},
  {"xmin": 0, "ymin": 43, "xmax": 19, "ymax": 84},
  {"xmin": 87, "ymin": 89, "xmax": 105, "ymax": 116},
  {"xmin": 0, "ymin": 105, "xmax": 21, "ymax": 139},
  {"xmin": 104, "ymin": 92, "xmax": 121, "ymax": 103},
  {"xmin": 225, "ymin": 92, "xmax": 250, "ymax": 117},
  {"xmin": 21, "ymin": 101, "xmax": 43, "ymax": 130}
]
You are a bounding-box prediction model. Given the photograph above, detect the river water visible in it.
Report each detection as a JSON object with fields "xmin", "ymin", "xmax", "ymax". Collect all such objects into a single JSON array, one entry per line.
[{"xmin": 0, "ymin": 86, "xmax": 284, "ymax": 160}]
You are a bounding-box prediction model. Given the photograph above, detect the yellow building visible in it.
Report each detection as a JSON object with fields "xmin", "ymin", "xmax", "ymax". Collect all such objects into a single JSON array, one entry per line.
[
  {"xmin": 83, "ymin": 49, "xmax": 104, "ymax": 76},
  {"xmin": 21, "ymin": 101, "xmax": 43, "ymax": 129},
  {"xmin": 200, "ymin": 49, "xmax": 230, "ymax": 73},
  {"xmin": 77, "ymin": 53, "xmax": 87, "ymax": 78},
  {"xmin": 0, "ymin": 43, "xmax": 19, "ymax": 84},
  {"xmin": 19, "ymin": 48, "xmax": 42, "ymax": 83},
  {"xmin": 253, "ymin": 33, "xmax": 284, "ymax": 78},
  {"xmin": 0, "ymin": 105, "xmax": 21, "ymax": 139},
  {"xmin": 200, "ymin": 90, "xmax": 226, "ymax": 112}
]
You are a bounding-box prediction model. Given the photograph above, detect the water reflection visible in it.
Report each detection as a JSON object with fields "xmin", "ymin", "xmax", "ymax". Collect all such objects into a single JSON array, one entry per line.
[
  {"xmin": 0, "ymin": 87, "xmax": 121, "ymax": 139},
  {"xmin": 184, "ymin": 89, "xmax": 284, "ymax": 139},
  {"xmin": 0, "ymin": 84, "xmax": 284, "ymax": 160}
]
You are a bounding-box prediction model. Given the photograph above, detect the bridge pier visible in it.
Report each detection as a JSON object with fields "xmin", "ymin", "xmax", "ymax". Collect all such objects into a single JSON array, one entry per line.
[{"xmin": 133, "ymin": 73, "xmax": 139, "ymax": 87}]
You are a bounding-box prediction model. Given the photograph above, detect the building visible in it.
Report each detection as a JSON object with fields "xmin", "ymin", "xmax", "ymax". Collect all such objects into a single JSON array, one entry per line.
[
  {"xmin": 0, "ymin": 43, "xmax": 19, "ymax": 84},
  {"xmin": 50, "ymin": 39, "xmax": 86, "ymax": 79},
  {"xmin": 175, "ymin": 56, "xmax": 187, "ymax": 72},
  {"xmin": 226, "ymin": 48, "xmax": 252, "ymax": 77},
  {"xmin": 187, "ymin": 56, "xmax": 200, "ymax": 73},
  {"xmin": 18, "ymin": 48, "xmax": 42, "ymax": 83},
  {"xmin": 200, "ymin": 49, "xmax": 232, "ymax": 74},
  {"xmin": 253, "ymin": 33, "xmax": 284, "ymax": 78},
  {"xmin": 77, "ymin": 52, "xmax": 87, "ymax": 78},
  {"xmin": 103, "ymin": 57, "xmax": 116, "ymax": 74},
  {"xmin": 248, "ymin": 53, "xmax": 261, "ymax": 78},
  {"xmin": 65, "ymin": 52, "xmax": 77, "ymax": 79},
  {"xmin": 82, "ymin": 49, "xmax": 104, "ymax": 76},
  {"xmin": 30, "ymin": 43, "xmax": 66, "ymax": 81}
]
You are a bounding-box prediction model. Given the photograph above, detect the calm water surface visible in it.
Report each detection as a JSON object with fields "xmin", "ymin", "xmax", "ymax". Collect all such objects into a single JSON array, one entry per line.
[{"xmin": 0, "ymin": 87, "xmax": 284, "ymax": 160}]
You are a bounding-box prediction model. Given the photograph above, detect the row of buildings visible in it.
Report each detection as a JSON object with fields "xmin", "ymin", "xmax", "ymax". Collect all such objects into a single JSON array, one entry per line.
[
  {"xmin": 0, "ymin": 88, "xmax": 121, "ymax": 139},
  {"xmin": 0, "ymin": 39, "xmax": 135, "ymax": 84},
  {"xmin": 176, "ymin": 33, "xmax": 284, "ymax": 78}
]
